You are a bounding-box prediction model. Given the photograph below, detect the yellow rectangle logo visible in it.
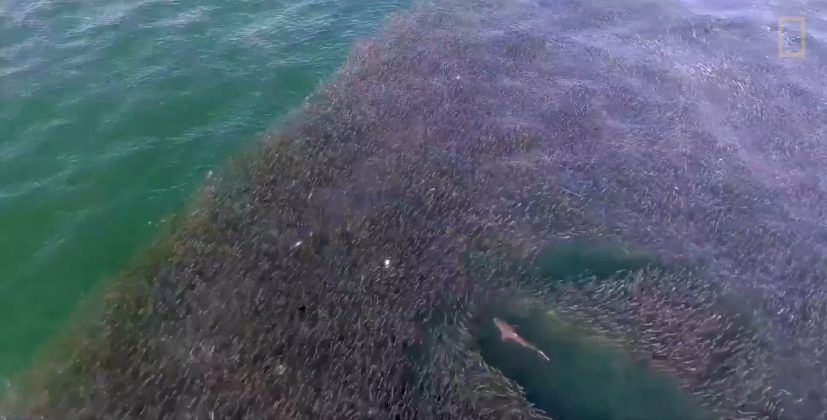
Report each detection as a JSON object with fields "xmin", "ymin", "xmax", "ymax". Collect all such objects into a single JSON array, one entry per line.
[{"xmin": 779, "ymin": 16, "xmax": 806, "ymax": 58}]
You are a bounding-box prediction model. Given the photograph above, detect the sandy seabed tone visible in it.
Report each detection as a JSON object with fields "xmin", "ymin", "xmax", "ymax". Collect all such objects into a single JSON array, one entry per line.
[{"xmin": 8, "ymin": 0, "xmax": 827, "ymax": 418}]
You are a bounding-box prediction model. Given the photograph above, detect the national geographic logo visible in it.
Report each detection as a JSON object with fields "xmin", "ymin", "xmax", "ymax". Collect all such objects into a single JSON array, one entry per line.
[{"xmin": 778, "ymin": 16, "xmax": 806, "ymax": 58}]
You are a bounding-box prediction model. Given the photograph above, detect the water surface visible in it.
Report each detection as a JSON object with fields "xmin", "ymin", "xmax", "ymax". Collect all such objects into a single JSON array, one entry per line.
[{"xmin": 0, "ymin": 0, "xmax": 408, "ymax": 378}]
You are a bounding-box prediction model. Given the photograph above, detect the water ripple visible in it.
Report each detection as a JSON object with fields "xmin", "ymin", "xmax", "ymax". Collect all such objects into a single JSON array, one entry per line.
[{"xmin": 0, "ymin": 0, "xmax": 410, "ymax": 377}]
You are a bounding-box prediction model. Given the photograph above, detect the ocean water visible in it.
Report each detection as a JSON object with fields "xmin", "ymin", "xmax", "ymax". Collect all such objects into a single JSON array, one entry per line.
[
  {"xmin": 460, "ymin": 238, "xmax": 702, "ymax": 419},
  {"xmin": 475, "ymin": 307, "xmax": 709, "ymax": 420},
  {"xmin": 5, "ymin": 0, "xmax": 827, "ymax": 416},
  {"xmin": 0, "ymin": 0, "xmax": 408, "ymax": 379}
]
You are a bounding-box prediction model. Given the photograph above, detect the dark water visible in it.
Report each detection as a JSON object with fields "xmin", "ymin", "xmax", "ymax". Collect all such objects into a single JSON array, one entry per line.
[{"xmin": 531, "ymin": 239, "xmax": 657, "ymax": 282}]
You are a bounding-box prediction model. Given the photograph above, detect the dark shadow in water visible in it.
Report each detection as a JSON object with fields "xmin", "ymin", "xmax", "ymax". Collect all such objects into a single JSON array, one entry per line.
[
  {"xmin": 474, "ymin": 304, "xmax": 711, "ymax": 420},
  {"xmin": 530, "ymin": 238, "xmax": 660, "ymax": 283}
]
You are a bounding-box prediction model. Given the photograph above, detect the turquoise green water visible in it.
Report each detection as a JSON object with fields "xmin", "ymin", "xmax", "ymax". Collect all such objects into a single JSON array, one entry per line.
[
  {"xmin": 476, "ymin": 305, "xmax": 710, "ymax": 420},
  {"xmin": 0, "ymin": 0, "xmax": 408, "ymax": 379},
  {"xmin": 531, "ymin": 239, "xmax": 660, "ymax": 283},
  {"xmin": 465, "ymin": 241, "xmax": 708, "ymax": 418}
]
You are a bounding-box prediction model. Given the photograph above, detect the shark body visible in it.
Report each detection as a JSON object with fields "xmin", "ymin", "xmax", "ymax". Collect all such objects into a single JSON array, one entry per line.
[{"xmin": 493, "ymin": 317, "xmax": 551, "ymax": 362}]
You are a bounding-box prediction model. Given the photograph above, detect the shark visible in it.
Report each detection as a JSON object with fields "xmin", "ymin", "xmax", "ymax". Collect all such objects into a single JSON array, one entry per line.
[{"xmin": 493, "ymin": 317, "xmax": 551, "ymax": 362}]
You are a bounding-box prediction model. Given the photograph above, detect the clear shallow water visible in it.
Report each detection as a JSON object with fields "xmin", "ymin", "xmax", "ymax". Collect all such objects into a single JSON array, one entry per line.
[{"xmin": 0, "ymin": 0, "xmax": 408, "ymax": 378}]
